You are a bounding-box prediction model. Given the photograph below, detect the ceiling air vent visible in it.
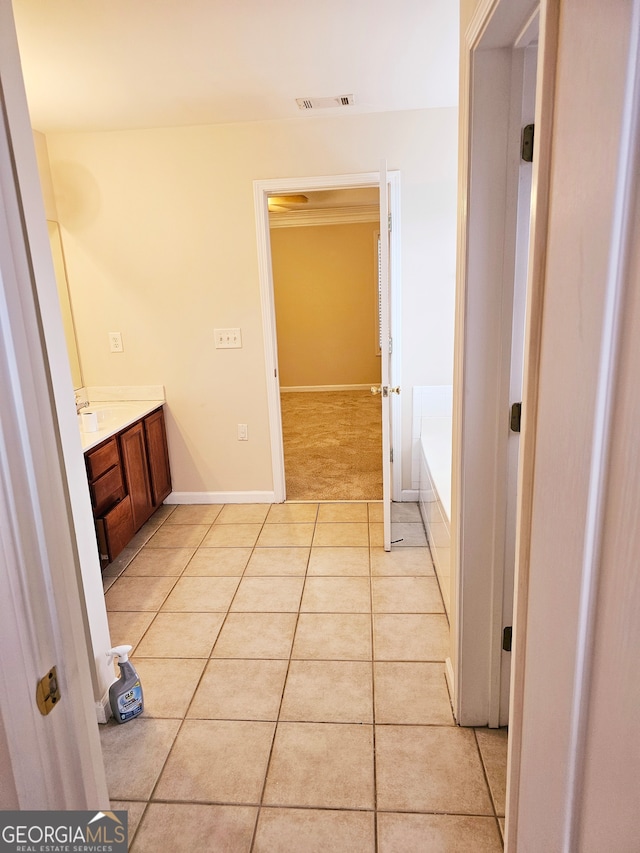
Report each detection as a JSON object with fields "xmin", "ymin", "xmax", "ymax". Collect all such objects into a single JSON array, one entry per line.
[{"xmin": 296, "ymin": 94, "xmax": 354, "ymax": 110}]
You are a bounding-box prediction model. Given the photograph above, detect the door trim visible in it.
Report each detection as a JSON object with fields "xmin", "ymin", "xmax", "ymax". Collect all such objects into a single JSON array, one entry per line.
[
  {"xmin": 0, "ymin": 1, "xmax": 109, "ymax": 806},
  {"xmin": 254, "ymin": 171, "xmax": 402, "ymax": 503}
]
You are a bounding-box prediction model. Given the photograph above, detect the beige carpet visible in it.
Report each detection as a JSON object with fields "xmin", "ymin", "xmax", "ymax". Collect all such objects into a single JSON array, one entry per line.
[{"xmin": 281, "ymin": 390, "xmax": 383, "ymax": 501}]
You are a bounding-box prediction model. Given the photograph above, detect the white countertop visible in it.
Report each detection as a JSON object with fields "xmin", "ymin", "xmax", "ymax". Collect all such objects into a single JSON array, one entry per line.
[{"xmin": 79, "ymin": 400, "xmax": 164, "ymax": 452}]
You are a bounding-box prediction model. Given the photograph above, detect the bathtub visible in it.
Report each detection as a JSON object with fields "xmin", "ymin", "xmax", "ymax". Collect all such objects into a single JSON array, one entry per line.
[{"xmin": 416, "ymin": 387, "xmax": 452, "ymax": 617}]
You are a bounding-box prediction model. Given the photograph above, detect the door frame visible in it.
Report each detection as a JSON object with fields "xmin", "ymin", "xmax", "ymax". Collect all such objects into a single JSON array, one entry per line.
[
  {"xmin": 452, "ymin": 0, "xmax": 543, "ymax": 728},
  {"xmin": 254, "ymin": 171, "xmax": 402, "ymax": 503}
]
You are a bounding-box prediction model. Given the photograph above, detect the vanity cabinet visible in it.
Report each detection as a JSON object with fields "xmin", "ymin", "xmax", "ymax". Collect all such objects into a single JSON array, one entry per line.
[
  {"xmin": 120, "ymin": 421, "xmax": 154, "ymax": 531},
  {"xmin": 85, "ymin": 406, "xmax": 171, "ymax": 566},
  {"xmin": 144, "ymin": 408, "xmax": 172, "ymax": 506}
]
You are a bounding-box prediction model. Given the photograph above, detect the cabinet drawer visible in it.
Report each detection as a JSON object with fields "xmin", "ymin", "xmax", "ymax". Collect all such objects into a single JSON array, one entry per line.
[
  {"xmin": 91, "ymin": 464, "xmax": 125, "ymax": 517},
  {"xmin": 86, "ymin": 437, "xmax": 119, "ymax": 481},
  {"xmin": 96, "ymin": 495, "xmax": 135, "ymax": 563}
]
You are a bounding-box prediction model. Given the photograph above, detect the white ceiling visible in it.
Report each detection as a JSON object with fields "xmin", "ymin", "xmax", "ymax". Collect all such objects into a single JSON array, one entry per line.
[{"xmin": 12, "ymin": 0, "xmax": 459, "ymax": 133}]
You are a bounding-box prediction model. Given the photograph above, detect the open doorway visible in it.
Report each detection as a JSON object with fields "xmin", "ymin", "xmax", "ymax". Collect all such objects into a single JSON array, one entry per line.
[
  {"xmin": 268, "ymin": 188, "xmax": 382, "ymax": 500},
  {"xmin": 254, "ymin": 171, "xmax": 402, "ymax": 507}
]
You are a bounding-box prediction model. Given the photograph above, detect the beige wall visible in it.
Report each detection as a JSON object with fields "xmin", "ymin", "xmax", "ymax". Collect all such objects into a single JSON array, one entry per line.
[
  {"xmin": 44, "ymin": 106, "xmax": 458, "ymax": 495},
  {"xmin": 271, "ymin": 222, "xmax": 380, "ymax": 388}
]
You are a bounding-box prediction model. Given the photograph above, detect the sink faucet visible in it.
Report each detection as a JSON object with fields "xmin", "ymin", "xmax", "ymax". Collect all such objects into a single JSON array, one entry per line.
[{"xmin": 75, "ymin": 394, "xmax": 90, "ymax": 414}]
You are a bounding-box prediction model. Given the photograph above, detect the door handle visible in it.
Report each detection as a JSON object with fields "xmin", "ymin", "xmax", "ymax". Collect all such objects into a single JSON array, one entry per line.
[{"xmin": 371, "ymin": 385, "xmax": 401, "ymax": 397}]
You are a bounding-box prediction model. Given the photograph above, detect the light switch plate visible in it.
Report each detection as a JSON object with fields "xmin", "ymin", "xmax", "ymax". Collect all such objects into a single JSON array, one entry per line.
[{"xmin": 215, "ymin": 328, "xmax": 242, "ymax": 349}]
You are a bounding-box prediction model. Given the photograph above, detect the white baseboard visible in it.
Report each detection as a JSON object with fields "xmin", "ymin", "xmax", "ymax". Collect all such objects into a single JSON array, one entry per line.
[
  {"xmin": 401, "ymin": 489, "xmax": 419, "ymax": 502},
  {"xmin": 165, "ymin": 491, "xmax": 276, "ymax": 505},
  {"xmin": 280, "ymin": 384, "xmax": 374, "ymax": 393},
  {"xmin": 95, "ymin": 690, "xmax": 112, "ymax": 725}
]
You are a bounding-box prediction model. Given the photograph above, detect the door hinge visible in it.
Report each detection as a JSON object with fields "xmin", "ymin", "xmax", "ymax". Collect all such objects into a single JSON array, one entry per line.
[
  {"xmin": 510, "ymin": 402, "xmax": 522, "ymax": 433},
  {"xmin": 388, "ymin": 337, "xmax": 393, "ymax": 355},
  {"xmin": 521, "ymin": 124, "xmax": 534, "ymax": 162},
  {"xmin": 36, "ymin": 665, "xmax": 61, "ymax": 715},
  {"xmin": 502, "ymin": 627, "xmax": 513, "ymax": 652},
  {"xmin": 388, "ymin": 213, "xmax": 392, "ymax": 232},
  {"xmin": 390, "ymin": 448, "xmax": 393, "ymax": 463}
]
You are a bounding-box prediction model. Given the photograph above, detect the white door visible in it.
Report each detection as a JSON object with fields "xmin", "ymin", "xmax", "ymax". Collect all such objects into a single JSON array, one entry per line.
[
  {"xmin": 377, "ymin": 160, "xmax": 396, "ymax": 551},
  {"xmin": 498, "ymin": 40, "xmax": 538, "ymax": 726}
]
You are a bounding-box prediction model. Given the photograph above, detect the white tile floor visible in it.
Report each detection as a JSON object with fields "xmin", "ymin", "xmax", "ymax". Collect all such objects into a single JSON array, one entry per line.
[{"xmin": 102, "ymin": 502, "xmax": 507, "ymax": 852}]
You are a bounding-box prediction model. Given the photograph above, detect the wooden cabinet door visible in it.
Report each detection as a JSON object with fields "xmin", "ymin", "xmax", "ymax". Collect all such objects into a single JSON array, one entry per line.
[
  {"xmin": 120, "ymin": 421, "xmax": 154, "ymax": 530},
  {"xmin": 144, "ymin": 408, "xmax": 172, "ymax": 507}
]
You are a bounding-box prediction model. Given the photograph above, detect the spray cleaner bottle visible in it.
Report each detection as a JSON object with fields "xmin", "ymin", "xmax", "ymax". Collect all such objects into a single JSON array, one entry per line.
[{"xmin": 106, "ymin": 645, "xmax": 144, "ymax": 723}]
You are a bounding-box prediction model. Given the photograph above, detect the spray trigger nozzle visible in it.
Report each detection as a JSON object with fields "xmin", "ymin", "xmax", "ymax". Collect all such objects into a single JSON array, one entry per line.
[{"xmin": 107, "ymin": 644, "xmax": 132, "ymax": 664}]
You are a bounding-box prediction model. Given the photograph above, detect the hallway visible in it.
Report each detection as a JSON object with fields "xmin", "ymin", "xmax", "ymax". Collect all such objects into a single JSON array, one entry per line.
[{"xmin": 101, "ymin": 502, "xmax": 506, "ymax": 851}]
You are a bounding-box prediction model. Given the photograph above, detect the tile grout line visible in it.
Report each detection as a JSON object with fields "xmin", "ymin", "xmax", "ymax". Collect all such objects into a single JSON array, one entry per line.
[
  {"xmin": 248, "ymin": 503, "xmax": 317, "ymax": 853},
  {"xmin": 368, "ymin": 506, "xmax": 380, "ymax": 853},
  {"xmin": 131, "ymin": 506, "xmax": 269, "ymax": 831}
]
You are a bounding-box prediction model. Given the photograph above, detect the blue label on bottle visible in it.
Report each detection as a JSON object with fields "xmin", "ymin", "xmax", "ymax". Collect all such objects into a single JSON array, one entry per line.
[{"xmin": 117, "ymin": 680, "xmax": 143, "ymax": 721}]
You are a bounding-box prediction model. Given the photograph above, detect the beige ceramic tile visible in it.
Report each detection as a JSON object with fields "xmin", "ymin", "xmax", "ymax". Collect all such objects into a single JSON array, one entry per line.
[
  {"xmin": 377, "ymin": 813, "xmax": 503, "ymax": 853},
  {"xmin": 263, "ymin": 722, "xmax": 374, "ymax": 809},
  {"xmin": 372, "ymin": 576, "xmax": 444, "ymax": 613},
  {"xmin": 375, "ymin": 725, "xmax": 493, "ymax": 814},
  {"xmin": 245, "ymin": 547, "xmax": 310, "ymax": 576},
  {"xmin": 182, "ymin": 547, "xmax": 252, "ymax": 576},
  {"xmin": 200, "ymin": 523, "xmax": 262, "ymax": 548},
  {"xmin": 230, "ymin": 577, "xmax": 304, "ymax": 612},
  {"xmin": 215, "ymin": 504, "xmax": 270, "ymax": 524},
  {"xmin": 146, "ymin": 524, "xmax": 210, "ymax": 549},
  {"xmin": 292, "ymin": 614, "xmax": 372, "ymax": 661},
  {"xmin": 102, "ymin": 548, "xmax": 138, "ymax": 578},
  {"xmin": 370, "ymin": 547, "xmax": 434, "ymax": 576},
  {"xmin": 133, "ymin": 658, "xmax": 206, "ymax": 718},
  {"xmin": 100, "ymin": 718, "xmax": 180, "ymax": 800},
  {"xmin": 372, "ymin": 522, "xmax": 427, "ymax": 548},
  {"xmin": 390, "ymin": 522, "xmax": 428, "ymax": 547},
  {"xmin": 107, "ymin": 611, "xmax": 155, "ymax": 650},
  {"xmin": 256, "ymin": 523, "xmax": 315, "ymax": 547},
  {"xmin": 124, "ymin": 547, "xmax": 196, "ymax": 576},
  {"xmin": 164, "ymin": 504, "xmax": 223, "ymax": 525},
  {"xmin": 135, "ymin": 612, "xmax": 225, "ymax": 658},
  {"xmin": 211, "ymin": 613, "xmax": 297, "ymax": 659},
  {"xmin": 280, "ymin": 660, "xmax": 373, "ymax": 723},
  {"xmin": 188, "ymin": 659, "xmax": 288, "ymax": 720},
  {"xmin": 307, "ymin": 547, "xmax": 370, "ymax": 576},
  {"xmin": 266, "ymin": 503, "xmax": 318, "ymax": 523},
  {"xmin": 109, "ymin": 801, "xmax": 146, "ymax": 840},
  {"xmin": 499, "ymin": 818, "xmax": 505, "ymax": 841},
  {"xmin": 476, "ymin": 727, "xmax": 509, "ymax": 816},
  {"xmin": 369, "ymin": 523, "xmax": 384, "ymax": 547},
  {"xmin": 154, "ymin": 719, "xmax": 275, "ymax": 804},
  {"xmin": 131, "ymin": 803, "xmax": 257, "ymax": 853},
  {"xmin": 161, "ymin": 576, "xmax": 240, "ymax": 612},
  {"xmin": 105, "ymin": 576, "xmax": 177, "ymax": 612},
  {"xmin": 374, "ymin": 662, "xmax": 454, "ymax": 725},
  {"xmin": 368, "ymin": 502, "xmax": 384, "ymax": 522},
  {"xmin": 254, "ymin": 808, "xmax": 375, "ymax": 853},
  {"xmin": 373, "ymin": 614, "xmax": 449, "ymax": 661},
  {"xmin": 301, "ymin": 577, "xmax": 371, "ymax": 612},
  {"xmin": 317, "ymin": 502, "xmax": 369, "ymax": 523},
  {"xmin": 312, "ymin": 522, "xmax": 370, "ymax": 547},
  {"xmin": 390, "ymin": 502, "xmax": 422, "ymax": 522}
]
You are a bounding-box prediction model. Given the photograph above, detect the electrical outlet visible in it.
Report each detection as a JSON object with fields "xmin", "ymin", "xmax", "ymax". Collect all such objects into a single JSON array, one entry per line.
[
  {"xmin": 215, "ymin": 328, "xmax": 242, "ymax": 349},
  {"xmin": 237, "ymin": 424, "xmax": 248, "ymax": 441},
  {"xmin": 109, "ymin": 331, "xmax": 123, "ymax": 353}
]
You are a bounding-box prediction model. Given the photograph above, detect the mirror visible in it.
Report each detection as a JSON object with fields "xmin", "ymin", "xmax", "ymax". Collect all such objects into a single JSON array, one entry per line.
[{"xmin": 47, "ymin": 221, "xmax": 83, "ymax": 390}]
